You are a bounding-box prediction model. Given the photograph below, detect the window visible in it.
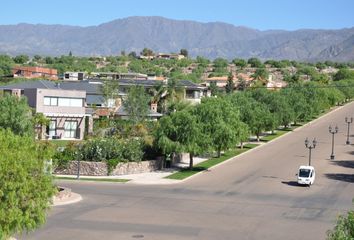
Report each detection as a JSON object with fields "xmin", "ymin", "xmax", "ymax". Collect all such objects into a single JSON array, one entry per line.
[
  {"xmin": 58, "ymin": 98, "xmax": 83, "ymax": 107},
  {"xmin": 45, "ymin": 97, "xmax": 83, "ymax": 107},
  {"xmin": 64, "ymin": 121, "xmax": 77, "ymax": 138},
  {"xmin": 44, "ymin": 97, "xmax": 58, "ymax": 106}
]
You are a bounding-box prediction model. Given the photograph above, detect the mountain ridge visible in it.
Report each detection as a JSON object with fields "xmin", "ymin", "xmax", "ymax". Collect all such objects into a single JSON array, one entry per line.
[{"xmin": 0, "ymin": 16, "xmax": 353, "ymax": 61}]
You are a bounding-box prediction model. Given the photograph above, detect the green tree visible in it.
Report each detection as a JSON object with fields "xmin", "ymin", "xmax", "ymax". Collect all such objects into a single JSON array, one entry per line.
[
  {"xmin": 209, "ymin": 81, "xmax": 220, "ymax": 96},
  {"xmin": 13, "ymin": 55, "xmax": 29, "ymax": 64},
  {"xmin": 251, "ymin": 67, "xmax": 269, "ymax": 84},
  {"xmin": 0, "ymin": 130, "xmax": 55, "ymax": 240},
  {"xmin": 327, "ymin": 202, "xmax": 354, "ymax": 240},
  {"xmin": 0, "ymin": 94, "xmax": 33, "ymax": 136},
  {"xmin": 123, "ymin": 85, "xmax": 150, "ymax": 123},
  {"xmin": 195, "ymin": 98, "xmax": 243, "ymax": 157},
  {"xmin": 140, "ymin": 48, "xmax": 154, "ymax": 57},
  {"xmin": 100, "ymin": 79, "xmax": 119, "ymax": 109},
  {"xmin": 248, "ymin": 57, "xmax": 263, "ymax": 68},
  {"xmin": 333, "ymin": 68, "xmax": 354, "ymax": 81},
  {"xmin": 180, "ymin": 49, "xmax": 188, "ymax": 57},
  {"xmin": 232, "ymin": 58, "xmax": 247, "ymax": 69},
  {"xmin": 225, "ymin": 72, "xmax": 235, "ymax": 94}
]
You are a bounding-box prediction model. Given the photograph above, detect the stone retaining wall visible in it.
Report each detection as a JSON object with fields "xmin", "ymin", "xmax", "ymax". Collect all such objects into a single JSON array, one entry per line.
[
  {"xmin": 55, "ymin": 161, "xmax": 108, "ymax": 176},
  {"xmin": 54, "ymin": 159, "xmax": 161, "ymax": 176},
  {"xmin": 112, "ymin": 160, "xmax": 161, "ymax": 175}
]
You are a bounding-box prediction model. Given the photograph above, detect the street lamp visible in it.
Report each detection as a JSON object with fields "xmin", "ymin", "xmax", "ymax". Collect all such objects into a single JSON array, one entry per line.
[
  {"xmin": 305, "ymin": 138, "xmax": 317, "ymax": 166},
  {"xmin": 345, "ymin": 117, "xmax": 353, "ymax": 145},
  {"xmin": 329, "ymin": 125, "xmax": 338, "ymax": 160}
]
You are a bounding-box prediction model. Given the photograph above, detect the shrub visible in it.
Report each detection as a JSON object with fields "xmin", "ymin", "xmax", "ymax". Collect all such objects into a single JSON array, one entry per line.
[
  {"xmin": 52, "ymin": 141, "xmax": 79, "ymax": 169},
  {"xmin": 0, "ymin": 130, "xmax": 55, "ymax": 239},
  {"xmin": 122, "ymin": 138, "xmax": 144, "ymax": 162},
  {"xmin": 79, "ymin": 138, "xmax": 124, "ymax": 162}
]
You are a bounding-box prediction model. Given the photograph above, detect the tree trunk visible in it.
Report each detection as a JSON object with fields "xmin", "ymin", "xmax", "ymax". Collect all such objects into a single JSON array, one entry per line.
[
  {"xmin": 189, "ymin": 153, "xmax": 194, "ymax": 169},
  {"xmin": 217, "ymin": 147, "xmax": 221, "ymax": 158},
  {"xmin": 257, "ymin": 133, "xmax": 260, "ymax": 142},
  {"xmin": 240, "ymin": 141, "xmax": 244, "ymax": 149}
]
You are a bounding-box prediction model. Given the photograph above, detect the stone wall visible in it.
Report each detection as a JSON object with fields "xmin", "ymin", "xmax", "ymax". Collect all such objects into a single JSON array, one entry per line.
[
  {"xmin": 55, "ymin": 161, "xmax": 108, "ymax": 176},
  {"xmin": 54, "ymin": 159, "xmax": 161, "ymax": 176},
  {"xmin": 112, "ymin": 160, "xmax": 161, "ymax": 175}
]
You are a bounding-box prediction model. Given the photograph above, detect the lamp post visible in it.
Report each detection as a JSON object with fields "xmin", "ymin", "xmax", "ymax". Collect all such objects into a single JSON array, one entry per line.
[
  {"xmin": 329, "ymin": 125, "xmax": 338, "ymax": 160},
  {"xmin": 345, "ymin": 117, "xmax": 353, "ymax": 145},
  {"xmin": 305, "ymin": 138, "xmax": 317, "ymax": 166}
]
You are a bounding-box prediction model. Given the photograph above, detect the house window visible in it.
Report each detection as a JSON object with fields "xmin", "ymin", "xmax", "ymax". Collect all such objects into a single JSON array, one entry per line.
[
  {"xmin": 44, "ymin": 97, "xmax": 58, "ymax": 106},
  {"xmin": 48, "ymin": 120, "xmax": 56, "ymax": 137},
  {"xmin": 64, "ymin": 121, "xmax": 77, "ymax": 138},
  {"xmin": 58, "ymin": 98, "xmax": 83, "ymax": 107}
]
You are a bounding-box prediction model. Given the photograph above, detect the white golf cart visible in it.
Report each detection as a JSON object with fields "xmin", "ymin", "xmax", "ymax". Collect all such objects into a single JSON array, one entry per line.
[{"xmin": 297, "ymin": 165, "xmax": 315, "ymax": 186}]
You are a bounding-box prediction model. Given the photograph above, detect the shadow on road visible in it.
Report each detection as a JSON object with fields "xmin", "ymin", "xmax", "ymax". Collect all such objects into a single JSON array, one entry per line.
[
  {"xmin": 281, "ymin": 181, "xmax": 301, "ymax": 187},
  {"xmin": 331, "ymin": 160, "xmax": 354, "ymax": 169},
  {"xmin": 325, "ymin": 173, "xmax": 354, "ymax": 183}
]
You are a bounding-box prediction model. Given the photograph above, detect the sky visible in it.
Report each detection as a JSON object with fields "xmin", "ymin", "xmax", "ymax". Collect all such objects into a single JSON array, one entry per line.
[{"xmin": 1, "ymin": 0, "xmax": 354, "ymax": 30}]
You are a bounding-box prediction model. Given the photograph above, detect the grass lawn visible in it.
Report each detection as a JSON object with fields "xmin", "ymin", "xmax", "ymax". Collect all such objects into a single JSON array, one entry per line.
[
  {"xmin": 54, "ymin": 176, "xmax": 130, "ymax": 183},
  {"xmin": 166, "ymin": 144, "xmax": 258, "ymax": 180}
]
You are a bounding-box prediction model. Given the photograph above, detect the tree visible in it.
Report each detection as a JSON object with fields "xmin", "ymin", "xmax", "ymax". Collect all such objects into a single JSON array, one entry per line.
[
  {"xmin": 251, "ymin": 67, "xmax": 269, "ymax": 84},
  {"xmin": 13, "ymin": 55, "xmax": 29, "ymax": 64},
  {"xmin": 333, "ymin": 68, "xmax": 354, "ymax": 81},
  {"xmin": 100, "ymin": 79, "xmax": 120, "ymax": 109},
  {"xmin": 232, "ymin": 58, "xmax": 247, "ymax": 69},
  {"xmin": 248, "ymin": 57, "xmax": 263, "ymax": 68},
  {"xmin": 0, "ymin": 129, "xmax": 55, "ymax": 240},
  {"xmin": 140, "ymin": 48, "xmax": 154, "ymax": 57},
  {"xmin": 180, "ymin": 49, "xmax": 188, "ymax": 57},
  {"xmin": 209, "ymin": 81, "xmax": 220, "ymax": 96},
  {"xmin": 0, "ymin": 94, "xmax": 34, "ymax": 136},
  {"xmin": 327, "ymin": 202, "xmax": 354, "ymax": 240},
  {"xmin": 32, "ymin": 112, "xmax": 50, "ymax": 140},
  {"xmin": 128, "ymin": 51, "xmax": 137, "ymax": 58},
  {"xmin": 225, "ymin": 72, "xmax": 235, "ymax": 94},
  {"xmin": 123, "ymin": 85, "xmax": 150, "ymax": 124},
  {"xmin": 195, "ymin": 98, "xmax": 243, "ymax": 157}
]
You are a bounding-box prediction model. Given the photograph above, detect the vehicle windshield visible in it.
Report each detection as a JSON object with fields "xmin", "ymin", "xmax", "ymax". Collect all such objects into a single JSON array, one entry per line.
[{"xmin": 299, "ymin": 169, "xmax": 311, "ymax": 178}]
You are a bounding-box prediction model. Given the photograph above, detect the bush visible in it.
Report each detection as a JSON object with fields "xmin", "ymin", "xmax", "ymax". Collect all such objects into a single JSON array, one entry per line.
[
  {"xmin": 327, "ymin": 204, "xmax": 354, "ymax": 239},
  {"xmin": 52, "ymin": 141, "xmax": 78, "ymax": 169},
  {"xmin": 122, "ymin": 138, "xmax": 144, "ymax": 162},
  {"xmin": 80, "ymin": 138, "xmax": 123, "ymax": 162},
  {"xmin": 0, "ymin": 130, "xmax": 55, "ymax": 239}
]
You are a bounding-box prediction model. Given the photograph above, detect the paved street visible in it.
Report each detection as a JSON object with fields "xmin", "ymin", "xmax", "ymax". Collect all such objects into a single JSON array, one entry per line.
[{"xmin": 24, "ymin": 103, "xmax": 354, "ymax": 240}]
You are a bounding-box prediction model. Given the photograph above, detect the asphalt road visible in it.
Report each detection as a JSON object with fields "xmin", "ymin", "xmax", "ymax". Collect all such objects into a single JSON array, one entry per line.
[{"xmin": 24, "ymin": 102, "xmax": 354, "ymax": 240}]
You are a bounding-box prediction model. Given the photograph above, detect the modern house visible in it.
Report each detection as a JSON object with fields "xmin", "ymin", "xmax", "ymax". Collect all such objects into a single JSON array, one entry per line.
[
  {"xmin": 12, "ymin": 66, "xmax": 58, "ymax": 80},
  {"xmin": 0, "ymin": 80, "xmax": 86, "ymax": 140}
]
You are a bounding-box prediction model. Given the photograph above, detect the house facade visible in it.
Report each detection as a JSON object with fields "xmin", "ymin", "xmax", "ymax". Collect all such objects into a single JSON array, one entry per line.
[
  {"xmin": 0, "ymin": 81, "xmax": 86, "ymax": 140},
  {"xmin": 12, "ymin": 66, "xmax": 58, "ymax": 80}
]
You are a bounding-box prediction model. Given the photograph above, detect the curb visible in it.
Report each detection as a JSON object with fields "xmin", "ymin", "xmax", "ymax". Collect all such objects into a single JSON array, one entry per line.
[{"xmin": 52, "ymin": 192, "xmax": 82, "ymax": 206}]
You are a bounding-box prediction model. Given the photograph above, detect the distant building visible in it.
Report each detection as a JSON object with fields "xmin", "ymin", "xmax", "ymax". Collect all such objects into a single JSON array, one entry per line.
[
  {"xmin": 12, "ymin": 66, "xmax": 58, "ymax": 80},
  {"xmin": 90, "ymin": 72, "xmax": 148, "ymax": 80},
  {"xmin": 202, "ymin": 76, "xmax": 229, "ymax": 87},
  {"xmin": 155, "ymin": 53, "xmax": 185, "ymax": 60},
  {"xmin": 62, "ymin": 72, "xmax": 86, "ymax": 81}
]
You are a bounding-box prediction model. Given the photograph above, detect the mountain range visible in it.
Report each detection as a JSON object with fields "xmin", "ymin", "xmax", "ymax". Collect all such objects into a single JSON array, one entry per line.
[{"xmin": 0, "ymin": 16, "xmax": 353, "ymax": 61}]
